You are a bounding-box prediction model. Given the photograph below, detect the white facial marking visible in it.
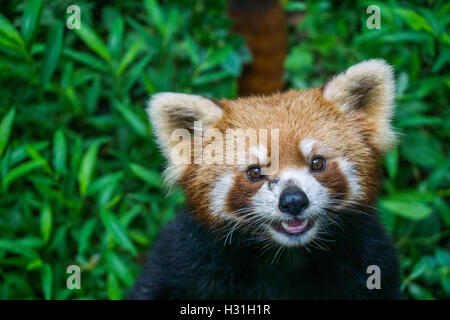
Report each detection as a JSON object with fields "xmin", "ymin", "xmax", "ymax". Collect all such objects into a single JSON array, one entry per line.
[
  {"xmin": 300, "ymin": 138, "xmax": 317, "ymax": 159},
  {"xmin": 251, "ymin": 181, "xmax": 281, "ymax": 219},
  {"xmin": 278, "ymin": 168, "xmax": 329, "ymax": 215},
  {"xmin": 251, "ymin": 167, "xmax": 330, "ymax": 247},
  {"xmin": 249, "ymin": 144, "xmax": 268, "ymax": 165},
  {"xmin": 337, "ymin": 158, "xmax": 361, "ymax": 200},
  {"xmin": 210, "ymin": 172, "xmax": 237, "ymax": 221}
]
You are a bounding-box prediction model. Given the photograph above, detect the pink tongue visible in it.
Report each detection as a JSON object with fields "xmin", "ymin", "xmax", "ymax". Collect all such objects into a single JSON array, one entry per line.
[
  {"xmin": 287, "ymin": 219, "xmax": 304, "ymax": 227},
  {"xmin": 281, "ymin": 219, "xmax": 308, "ymax": 234}
]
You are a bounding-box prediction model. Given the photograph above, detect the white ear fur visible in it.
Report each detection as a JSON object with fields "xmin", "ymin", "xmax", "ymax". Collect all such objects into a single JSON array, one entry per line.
[
  {"xmin": 147, "ymin": 93, "xmax": 223, "ymax": 186},
  {"xmin": 322, "ymin": 59, "xmax": 396, "ymax": 152}
]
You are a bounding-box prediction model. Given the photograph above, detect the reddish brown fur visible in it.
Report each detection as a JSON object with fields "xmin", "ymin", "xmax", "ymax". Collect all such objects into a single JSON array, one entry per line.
[
  {"xmin": 227, "ymin": 172, "xmax": 265, "ymax": 214},
  {"xmin": 314, "ymin": 161, "xmax": 349, "ymax": 200},
  {"xmin": 179, "ymin": 89, "xmax": 384, "ymax": 226}
]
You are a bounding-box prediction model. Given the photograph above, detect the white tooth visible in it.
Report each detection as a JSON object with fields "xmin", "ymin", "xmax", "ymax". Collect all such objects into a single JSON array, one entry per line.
[
  {"xmin": 281, "ymin": 221, "xmax": 289, "ymax": 230},
  {"xmin": 301, "ymin": 219, "xmax": 309, "ymax": 227}
]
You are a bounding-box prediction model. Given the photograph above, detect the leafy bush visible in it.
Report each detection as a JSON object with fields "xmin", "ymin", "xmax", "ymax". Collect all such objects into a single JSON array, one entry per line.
[
  {"xmin": 0, "ymin": 0, "xmax": 448, "ymax": 299},
  {"xmin": 0, "ymin": 0, "xmax": 248, "ymax": 299}
]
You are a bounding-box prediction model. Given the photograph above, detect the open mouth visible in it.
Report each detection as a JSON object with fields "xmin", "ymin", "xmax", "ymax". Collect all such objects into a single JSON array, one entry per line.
[{"xmin": 272, "ymin": 218, "xmax": 313, "ymax": 236}]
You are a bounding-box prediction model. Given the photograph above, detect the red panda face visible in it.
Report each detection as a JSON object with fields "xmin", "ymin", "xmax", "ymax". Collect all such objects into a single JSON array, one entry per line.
[{"xmin": 149, "ymin": 60, "xmax": 396, "ymax": 247}]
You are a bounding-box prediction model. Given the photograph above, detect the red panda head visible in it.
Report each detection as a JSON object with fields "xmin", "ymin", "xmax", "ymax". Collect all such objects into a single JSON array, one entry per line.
[{"xmin": 148, "ymin": 59, "xmax": 396, "ymax": 247}]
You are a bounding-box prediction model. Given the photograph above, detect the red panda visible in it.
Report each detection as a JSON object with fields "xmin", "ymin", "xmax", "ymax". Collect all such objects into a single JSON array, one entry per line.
[{"xmin": 128, "ymin": 59, "xmax": 401, "ymax": 299}]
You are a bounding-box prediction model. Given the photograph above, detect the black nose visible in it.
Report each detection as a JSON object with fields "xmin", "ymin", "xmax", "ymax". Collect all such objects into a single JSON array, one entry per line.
[{"xmin": 278, "ymin": 187, "xmax": 309, "ymax": 216}]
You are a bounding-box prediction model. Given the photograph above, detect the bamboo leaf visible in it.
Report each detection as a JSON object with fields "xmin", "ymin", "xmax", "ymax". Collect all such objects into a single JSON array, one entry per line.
[
  {"xmin": 113, "ymin": 102, "xmax": 148, "ymax": 137},
  {"xmin": 0, "ymin": 108, "xmax": 16, "ymax": 159},
  {"xmin": 0, "ymin": 13, "xmax": 25, "ymax": 46},
  {"xmin": 78, "ymin": 142, "xmax": 100, "ymax": 196},
  {"xmin": 380, "ymin": 200, "xmax": 433, "ymax": 220},
  {"xmin": 101, "ymin": 209, "xmax": 137, "ymax": 256},
  {"xmin": 41, "ymin": 263, "xmax": 53, "ymax": 300},
  {"xmin": 40, "ymin": 204, "xmax": 52, "ymax": 243},
  {"xmin": 129, "ymin": 163, "xmax": 161, "ymax": 188},
  {"xmin": 108, "ymin": 16, "xmax": 124, "ymax": 60},
  {"xmin": 2, "ymin": 159, "xmax": 45, "ymax": 189},
  {"xmin": 107, "ymin": 272, "xmax": 122, "ymax": 300},
  {"xmin": 41, "ymin": 22, "xmax": 64, "ymax": 84},
  {"xmin": 53, "ymin": 130, "xmax": 67, "ymax": 176},
  {"xmin": 21, "ymin": 0, "xmax": 44, "ymax": 46},
  {"xmin": 74, "ymin": 24, "xmax": 111, "ymax": 61},
  {"xmin": 117, "ymin": 39, "xmax": 144, "ymax": 75}
]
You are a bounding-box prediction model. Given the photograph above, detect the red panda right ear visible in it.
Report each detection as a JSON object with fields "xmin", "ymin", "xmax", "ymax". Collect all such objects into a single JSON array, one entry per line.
[
  {"xmin": 147, "ymin": 93, "xmax": 223, "ymax": 187},
  {"xmin": 321, "ymin": 59, "xmax": 397, "ymax": 153}
]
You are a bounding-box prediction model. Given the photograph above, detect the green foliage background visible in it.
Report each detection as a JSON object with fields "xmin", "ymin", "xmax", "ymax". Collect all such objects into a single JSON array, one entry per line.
[{"xmin": 0, "ymin": 0, "xmax": 448, "ymax": 299}]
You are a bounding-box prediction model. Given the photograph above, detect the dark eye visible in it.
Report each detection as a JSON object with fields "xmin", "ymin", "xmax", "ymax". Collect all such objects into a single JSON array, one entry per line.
[
  {"xmin": 247, "ymin": 165, "xmax": 263, "ymax": 181},
  {"xmin": 311, "ymin": 157, "xmax": 326, "ymax": 172}
]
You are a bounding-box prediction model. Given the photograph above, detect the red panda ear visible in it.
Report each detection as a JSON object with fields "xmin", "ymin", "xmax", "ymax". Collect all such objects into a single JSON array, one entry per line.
[
  {"xmin": 321, "ymin": 59, "xmax": 396, "ymax": 152},
  {"xmin": 148, "ymin": 92, "xmax": 223, "ymax": 157},
  {"xmin": 147, "ymin": 93, "xmax": 223, "ymax": 186}
]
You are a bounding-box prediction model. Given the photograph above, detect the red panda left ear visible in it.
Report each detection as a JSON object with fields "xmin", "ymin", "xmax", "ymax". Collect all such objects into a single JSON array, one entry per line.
[
  {"xmin": 321, "ymin": 59, "xmax": 396, "ymax": 153},
  {"xmin": 147, "ymin": 93, "xmax": 223, "ymax": 189}
]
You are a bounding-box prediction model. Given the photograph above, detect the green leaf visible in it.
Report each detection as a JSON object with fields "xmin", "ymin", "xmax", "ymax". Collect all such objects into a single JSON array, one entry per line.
[
  {"xmin": 379, "ymin": 200, "xmax": 432, "ymax": 220},
  {"xmin": 40, "ymin": 204, "xmax": 52, "ymax": 243},
  {"xmin": 192, "ymin": 70, "xmax": 229, "ymax": 86},
  {"xmin": 113, "ymin": 102, "xmax": 148, "ymax": 137},
  {"xmin": 26, "ymin": 144, "xmax": 52, "ymax": 175},
  {"xmin": 408, "ymin": 282, "xmax": 434, "ymax": 300},
  {"xmin": 108, "ymin": 15, "xmax": 124, "ymax": 60},
  {"xmin": 78, "ymin": 219, "xmax": 96, "ymax": 256},
  {"xmin": 129, "ymin": 163, "xmax": 161, "ymax": 188},
  {"xmin": 86, "ymin": 76, "xmax": 101, "ymax": 113},
  {"xmin": 0, "ymin": 33, "xmax": 28, "ymax": 59},
  {"xmin": 77, "ymin": 142, "xmax": 100, "ymax": 196},
  {"xmin": 394, "ymin": 8, "xmax": 435, "ymax": 36},
  {"xmin": 101, "ymin": 209, "xmax": 137, "ymax": 256},
  {"xmin": 432, "ymin": 48, "xmax": 450, "ymax": 73},
  {"xmin": 2, "ymin": 159, "xmax": 45, "ymax": 189},
  {"xmin": 74, "ymin": 24, "xmax": 111, "ymax": 61},
  {"xmin": 0, "ymin": 12, "xmax": 28, "ymax": 58},
  {"xmin": 41, "ymin": 22, "xmax": 64, "ymax": 84},
  {"xmin": 397, "ymin": 116, "xmax": 443, "ymax": 128},
  {"xmin": 435, "ymin": 248, "xmax": 450, "ymax": 266},
  {"xmin": 401, "ymin": 131, "xmax": 443, "ymax": 168},
  {"xmin": 21, "ymin": 0, "xmax": 43, "ymax": 46},
  {"xmin": 64, "ymin": 48, "xmax": 108, "ymax": 72},
  {"xmin": 128, "ymin": 229, "xmax": 150, "ymax": 246},
  {"xmin": 197, "ymin": 46, "xmax": 233, "ymax": 73},
  {"xmin": 409, "ymin": 258, "xmax": 428, "ymax": 280},
  {"xmin": 184, "ymin": 35, "xmax": 200, "ymax": 65},
  {"xmin": 0, "ymin": 239, "xmax": 39, "ymax": 258},
  {"xmin": 378, "ymin": 209, "xmax": 396, "ymax": 235},
  {"xmin": 117, "ymin": 39, "xmax": 144, "ymax": 75},
  {"xmin": 221, "ymin": 50, "xmax": 242, "ymax": 77},
  {"xmin": 105, "ymin": 251, "xmax": 134, "ymax": 286},
  {"xmin": 385, "ymin": 148, "xmax": 398, "ymax": 179},
  {"xmin": 0, "ymin": 13, "xmax": 25, "ymax": 47},
  {"xmin": 284, "ymin": 1, "xmax": 307, "ymax": 11},
  {"xmin": 41, "ymin": 263, "xmax": 53, "ymax": 300},
  {"xmin": 87, "ymin": 171, "xmax": 124, "ymax": 196},
  {"xmin": 144, "ymin": 0, "xmax": 165, "ymax": 33},
  {"xmin": 10, "ymin": 141, "xmax": 48, "ymax": 166},
  {"xmin": 123, "ymin": 53, "xmax": 152, "ymax": 93},
  {"xmin": 107, "ymin": 272, "xmax": 122, "ymax": 300},
  {"xmin": 53, "ymin": 130, "xmax": 67, "ymax": 176},
  {"xmin": 0, "ymin": 108, "xmax": 16, "ymax": 159}
]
